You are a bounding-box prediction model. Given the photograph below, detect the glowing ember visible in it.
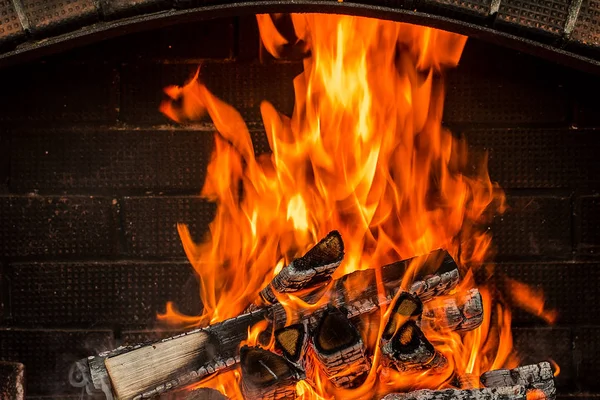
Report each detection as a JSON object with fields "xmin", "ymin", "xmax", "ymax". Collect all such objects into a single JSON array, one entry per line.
[{"xmin": 158, "ymin": 13, "xmax": 556, "ymax": 399}]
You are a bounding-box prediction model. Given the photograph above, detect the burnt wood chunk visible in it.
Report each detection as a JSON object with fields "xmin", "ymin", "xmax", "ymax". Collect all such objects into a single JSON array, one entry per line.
[
  {"xmin": 381, "ymin": 320, "xmax": 447, "ymax": 372},
  {"xmin": 260, "ymin": 231, "xmax": 344, "ymax": 304},
  {"xmin": 311, "ymin": 306, "xmax": 370, "ymax": 388},
  {"xmin": 159, "ymin": 387, "xmax": 229, "ymax": 399},
  {"xmin": 382, "ymin": 386, "xmax": 528, "ymax": 400},
  {"xmin": 383, "ymin": 291, "xmax": 423, "ymax": 339},
  {"xmin": 0, "ymin": 362, "xmax": 25, "ymax": 400},
  {"xmin": 275, "ymin": 323, "xmax": 308, "ymax": 369},
  {"xmin": 239, "ymin": 346, "xmax": 303, "ymax": 400},
  {"xmin": 480, "ymin": 362, "xmax": 556, "ymax": 400},
  {"xmin": 421, "ymin": 288, "xmax": 483, "ymax": 332}
]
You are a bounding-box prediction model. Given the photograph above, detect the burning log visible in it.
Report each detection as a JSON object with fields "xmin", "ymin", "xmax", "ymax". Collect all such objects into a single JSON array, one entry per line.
[
  {"xmin": 382, "ymin": 386, "xmax": 528, "ymax": 400},
  {"xmin": 159, "ymin": 388, "xmax": 228, "ymax": 400},
  {"xmin": 274, "ymin": 323, "xmax": 308, "ymax": 370},
  {"xmin": 311, "ymin": 306, "xmax": 370, "ymax": 388},
  {"xmin": 480, "ymin": 362, "xmax": 556, "ymax": 400},
  {"xmin": 381, "ymin": 319, "xmax": 447, "ymax": 372},
  {"xmin": 259, "ymin": 231, "xmax": 344, "ymax": 305},
  {"xmin": 239, "ymin": 346, "xmax": 304, "ymax": 400},
  {"xmin": 72, "ymin": 247, "xmax": 461, "ymax": 399},
  {"xmin": 380, "ymin": 292, "xmax": 446, "ymax": 372},
  {"xmin": 421, "ymin": 289, "xmax": 484, "ymax": 332}
]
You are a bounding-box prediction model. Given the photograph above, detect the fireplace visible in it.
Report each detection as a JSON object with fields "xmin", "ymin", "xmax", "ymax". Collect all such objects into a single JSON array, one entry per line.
[{"xmin": 0, "ymin": 3, "xmax": 599, "ymax": 399}]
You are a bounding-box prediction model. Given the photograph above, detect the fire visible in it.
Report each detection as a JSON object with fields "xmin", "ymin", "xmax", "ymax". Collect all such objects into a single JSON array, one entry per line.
[{"xmin": 158, "ymin": 13, "xmax": 556, "ymax": 399}]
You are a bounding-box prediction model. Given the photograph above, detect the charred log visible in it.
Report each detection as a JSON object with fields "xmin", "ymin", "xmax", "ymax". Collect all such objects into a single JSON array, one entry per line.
[
  {"xmin": 382, "ymin": 386, "xmax": 528, "ymax": 400},
  {"xmin": 421, "ymin": 289, "xmax": 483, "ymax": 332},
  {"xmin": 311, "ymin": 306, "xmax": 370, "ymax": 388},
  {"xmin": 274, "ymin": 323, "xmax": 308, "ymax": 370},
  {"xmin": 239, "ymin": 346, "xmax": 303, "ymax": 400},
  {"xmin": 381, "ymin": 320, "xmax": 447, "ymax": 372},
  {"xmin": 260, "ymin": 231, "xmax": 344, "ymax": 305},
  {"xmin": 480, "ymin": 362, "xmax": 556, "ymax": 400},
  {"xmin": 159, "ymin": 388, "xmax": 229, "ymax": 400},
  {"xmin": 73, "ymin": 249, "xmax": 460, "ymax": 398}
]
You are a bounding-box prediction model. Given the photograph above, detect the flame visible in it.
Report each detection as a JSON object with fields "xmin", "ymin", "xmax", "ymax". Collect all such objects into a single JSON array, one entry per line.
[{"xmin": 159, "ymin": 13, "xmax": 557, "ymax": 399}]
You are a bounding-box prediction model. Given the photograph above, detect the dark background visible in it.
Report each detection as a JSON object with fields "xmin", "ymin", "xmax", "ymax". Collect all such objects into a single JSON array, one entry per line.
[{"xmin": 0, "ymin": 14, "xmax": 599, "ymax": 399}]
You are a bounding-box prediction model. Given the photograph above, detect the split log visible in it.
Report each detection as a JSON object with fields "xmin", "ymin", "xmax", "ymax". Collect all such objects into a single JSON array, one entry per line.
[
  {"xmin": 480, "ymin": 362, "xmax": 556, "ymax": 400},
  {"xmin": 72, "ymin": 248, "xmax": 460, "ymax": 399},
  {"xmin": 382, "ymin": 386, "xmax": 528, "ymax": 400},
  {"xmin": 0, "ymin": 362, "xmax": 25, "ymax": 400},
  {"xmin": 260, "ymin": 231, "xmax": 344, "ymax": 305},
  {"xmin": 239, "ymin": 346, "xmax": 303, "ymax": 400},
  {"xmin": 274, "ymin": 323, "xmax": 308, "ymax": 370},
  {"xmin": 421, "ymin": 289, "xmax": 483, "ymax": 332},
  {"xmin": 159, "ymin": 388, "xmax": 229, "ymax": 400},
  {"xmin": 381, "ymin": 319, "xmax": 447, "ymax": 372},
  {"xmin": 311, "ymin": 306, "xmax": 370, "ymax": 388}
]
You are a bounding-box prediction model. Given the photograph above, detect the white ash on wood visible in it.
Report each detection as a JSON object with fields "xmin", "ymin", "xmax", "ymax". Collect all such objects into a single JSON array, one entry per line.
[
  {"xmin": 421, "ymin": 288, "xmax": 483, "ymax": 332},
  {"xmin": 382, "ymin": 385, "xmax": 528, "ymax": 400},
  {"xmin": 480, "ymin": 362, "xmax": 556, "ymax": 400}
]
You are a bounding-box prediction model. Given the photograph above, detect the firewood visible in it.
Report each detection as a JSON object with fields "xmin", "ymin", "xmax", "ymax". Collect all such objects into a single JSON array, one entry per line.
[
  {"xmin": 239, "ymin": 346, "xmax": 303, "ymax": 400},
  {"xmin": 274, "ymin": 323, "xmax": 308, "ymax": 370},
  {"xmin": 480, "ymin": 362, "xmax": 556, "ymax": 400},
  {"xmin": 381, "ymin": 385, "xmax": 528, "ymax": 400},
  {"xmin": 0, "ymin": 362, "xmax": 25, "ymax": 400},
  {"xmin": 421, "ymin": 289, "xmax": 483, "ymax": 332},
  {"xmin": 72, "ymin": 249, "xmax": 460, "ymax": 399},
  {"xmin": 381, "ymin": 320, "xmax": 447, "ymax": 372},
  {"xmin": 260, "ymin": 231, "xmax": 344, "ymax": 305},
  {"xmin": 159, "ymin": 388, "xmax": 229, "ymax": 400},
  {"xmin": 311, "ymin": 306, "xmax": 370, "ymax": 388}
]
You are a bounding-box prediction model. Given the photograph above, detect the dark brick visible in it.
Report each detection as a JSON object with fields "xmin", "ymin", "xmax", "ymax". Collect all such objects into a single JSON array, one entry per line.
[
  {"xmin": 0, "ymin": 195, "xmax": 120, "ymax": 258},
  {"xmin": 120, "ymin": 61, "xmax": 301, "ymax": 124},
  {"xmin": 121, "ymin": 329, "xmax": 181, "ymax": 346},
  {"xmin": 495, "ymin": 0, "xmax": 569, "ymax": 38},
  {"xmin": 0, "ymin": 262, "xmax": 6, "ymax": 321},
  {"xmin": 0, "ymin": 133, "xmax": 7, "ymax": 189},
  {"xmin": 512, "ymin": 327, "xmax": 574, "ymax": 390},
  {"xmin": 0, "ymin": 0, "xmax": 25, "ymax": 48},
  {"xmin": 10, "ymin": 128, "xmax": 214, "ymax": 193},
  {"xmin": 101, "ymin": 0, "xmax": 171, "ymax": 19},
  {"xmin": 574, "ymin": 326, "xmax": 600, "ymax": 391},
  {"xmin": 579, "ymin": 195, "xmax": 600, "ymax": 255},
  {"xmin": 497, "ymin": 262, "xmax": 600, "ymax": 325},
  {"xmin": 9, "ymin": 261, "xmax": 198, "ymax": 328},
  {"xmin": 22, "ymin": 0, "xmax": 98, "ymax": 37},
  {"xmin": 0, "ymin": 329, "xmax": 113, "ymax": 395},
  {"xmin": 444, "ymin": 41, "xmax": 568, "ymax": 124},
  {"xmin": 464, "ymin": 128, "xmax": 600, "ymax": 189},
  {"xmin": 237, "ymin": 15, "xmax": 261, "ymax": 61},
  {"xmin": 491, "ymin": 194, "xmax": 572, "ymax": 259},
  {"xmin": 122, "ymin": 196, "xmax": 215, "ymax": 257},
  {"xmin": 0, "ymin": 63, "xmax": 117, "ymax": 123},
  {"xmin": 417, "ymin": 0, "xmax": 492, "ymax": 17}
]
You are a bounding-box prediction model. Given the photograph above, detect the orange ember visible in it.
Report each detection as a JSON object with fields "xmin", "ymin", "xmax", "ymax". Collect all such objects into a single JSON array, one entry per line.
[{"xmin": 158, "ymin": 13, "xmax": 556, "ymax": 399}]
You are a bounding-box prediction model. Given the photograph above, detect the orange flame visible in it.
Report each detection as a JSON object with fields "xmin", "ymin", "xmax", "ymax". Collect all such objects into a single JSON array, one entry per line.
[{"xmin": 159, "ymin": 13, "xmax": 557, "ymax": 399}]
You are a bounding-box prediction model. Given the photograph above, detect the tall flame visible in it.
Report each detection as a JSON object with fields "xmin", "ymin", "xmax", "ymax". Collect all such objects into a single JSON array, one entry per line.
[{"xmin": 158, "ymin": 13, "xmax": 555, "ymax": 399}]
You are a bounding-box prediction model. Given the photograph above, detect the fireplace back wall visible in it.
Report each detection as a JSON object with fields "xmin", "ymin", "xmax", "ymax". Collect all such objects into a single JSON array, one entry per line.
[{"xmin": 0, "ymin": 15, "xmax": 599, "ymax": 399}]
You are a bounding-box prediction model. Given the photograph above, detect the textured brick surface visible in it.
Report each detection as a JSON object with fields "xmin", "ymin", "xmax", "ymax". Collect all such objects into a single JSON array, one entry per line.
[
  {"xmin": 0, "ymin": 133, "xmax": 8, "ymax": 189},
  {"xmin": 8, "ymin": 261, "xmax": 197, "ymax": 328},
  {"xmin": 0, "ymin": 329, "xmax": 113, "ymax": 395},
  {"xmin": 0, "ymin": 195, "xmax": 119, "ymax": 258},
  {"xmin": 120, "ymin": 61, "xmax": 302, "ymax": 124},
  {"xmin": 445, "ymin": 41, "xmax": 568, "ymax": 124},
  {"xmin": 464, "ymin": 128, "xmax": 600, "ymax": 189},
  {"xmin": 497, "ymin": 262, "xmax": 600, "ymax": 325},
  {"xmin": 101, "ymin": 0, "xmax": 170, "ymax": 19},
  {"xmin": 22, "ymin": 0, "xmax": 98, "ymax": 36},
  {"xmin": 0, "ymin": 263, "xmax": 6, "ymax": 321},
  {"xmin": 0, "ymin": 0, "xmax": 25, "ymax": 47},
  {"xmin": 574, "ymin": 327, "xmax": 600, "ymax": 391},
  {"xmin": 419, "ymin": 0, "xmax": 492, "ymax": 17},
  {"xmin": 572, "ymin": 0, "xmax": 600, "ymax": 49},
  {"xmin": 0, "ymin": 63, "xmax": 117, "ymax": 123},
  {"xmin": 491, "ymin": 194, "xmax": 572, "ymax": 258},
  {"xmin": 496, "ymin": 0, "xmax": 570, "ymax": 37},
  {"xmin": 579, "ymin": 196, "xmax": 600, "ymax": 255},
  {"xmin": 122, "ymin": 196, "xmax": 215, "ymax": 257},
  {"xmin": 10, "ymin": 128, "xmax": 214, "ymax": 193},
  {"xmin": 512, "ymin": 327, "xmax": 574, "ymax": 390}
]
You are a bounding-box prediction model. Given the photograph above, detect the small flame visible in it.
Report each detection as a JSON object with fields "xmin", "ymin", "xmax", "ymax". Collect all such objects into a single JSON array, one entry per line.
[{"xmin": 159, "ymin": 13, "xmax": 557, "ymax": 398}]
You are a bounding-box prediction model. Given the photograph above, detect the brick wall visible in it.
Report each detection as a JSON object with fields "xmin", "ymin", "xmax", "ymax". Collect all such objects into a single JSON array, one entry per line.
[{"xmin": 0, "ymin": 16, "xmax": 598, "ymax": 398}]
